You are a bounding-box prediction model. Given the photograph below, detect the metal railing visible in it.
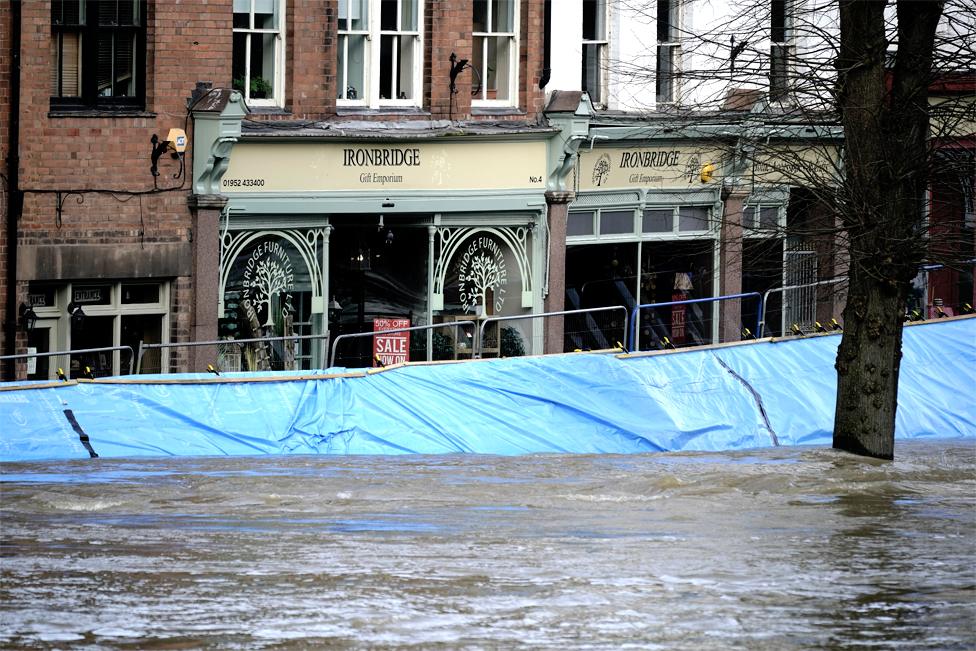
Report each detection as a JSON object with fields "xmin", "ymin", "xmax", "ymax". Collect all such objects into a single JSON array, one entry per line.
[
  {"xmin": 0, "ymin": 345, "xmax": 135, "ymax": 378},
  {"xmin": 475, "ymin": 306, "xmax": 629, "ymax": 358},
  {"xmin": 137, "ymin": 333, "xmax": 330, "ymax": 374},
  {"xmin": 629, "ymin": 292, "xmax": 762, "ymax": 352},
  {"xmin": 759, "ymin": 277, "xmax": 847, "ymax": 338},
  {"xmin": 330, "ymin": 321, "xmax": 477, "ymax": 368}
]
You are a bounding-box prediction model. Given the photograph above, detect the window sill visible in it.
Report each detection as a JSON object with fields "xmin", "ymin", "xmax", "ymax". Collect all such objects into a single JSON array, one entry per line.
[
  {"xmin": 337, "ymin": 107, "xmax": 430, "ymax": 117},
  {"xmin": 246, "ymin": 106, "xmax": 290, "ymax": 115},
  {"xmin": 48, "ymin": 109, "xmax": 156, "ymax": 119},
  {"xmin": 470, "ymin": 106, "xmax": 525, "ymax": 117}
]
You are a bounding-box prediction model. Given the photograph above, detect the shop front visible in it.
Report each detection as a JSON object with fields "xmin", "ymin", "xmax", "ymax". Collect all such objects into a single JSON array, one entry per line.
[{"xmin": 217, "ymin": 136, "xmax": 549, "ymax": 369}]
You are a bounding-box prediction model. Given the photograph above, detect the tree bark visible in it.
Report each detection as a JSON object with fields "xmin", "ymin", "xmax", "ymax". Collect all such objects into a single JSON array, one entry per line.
[{"xmin": 832, "ymin": 0, "xmax": 944, "ymax": 459}]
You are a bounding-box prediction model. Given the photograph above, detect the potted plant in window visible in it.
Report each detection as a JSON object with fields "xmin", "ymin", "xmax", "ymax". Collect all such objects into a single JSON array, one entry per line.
[{"xmin": 249, "ymin": 76, "xmax": 273, "ymax": 99}]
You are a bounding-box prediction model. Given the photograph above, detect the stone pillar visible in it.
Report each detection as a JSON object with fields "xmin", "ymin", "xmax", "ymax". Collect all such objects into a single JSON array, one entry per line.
[
  {"xmin": 187, "ymin": 194, "xmax": 227, "ymax": 372},
  {"xmin": 719, "ymin": 188, "xmax": 747, "ymax": 342},
  {"xmin": 544, "ymin": 190, "xmax": 575, "ymax": 353}
]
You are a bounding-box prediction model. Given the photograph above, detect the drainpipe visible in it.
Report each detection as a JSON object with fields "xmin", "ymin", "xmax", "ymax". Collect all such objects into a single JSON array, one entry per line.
[{"xmin": 4, "ymin": 1, "xmax": 23, "ymax": 380}]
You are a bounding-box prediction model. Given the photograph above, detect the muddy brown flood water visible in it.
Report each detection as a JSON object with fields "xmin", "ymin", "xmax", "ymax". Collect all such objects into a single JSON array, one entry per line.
[{"xmin": 1, "ymin": 439, "xmax": 974, "ymax": 649}]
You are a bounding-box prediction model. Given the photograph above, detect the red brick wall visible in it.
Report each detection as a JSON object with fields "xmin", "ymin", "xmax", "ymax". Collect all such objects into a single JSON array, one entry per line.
[
  {"xmin": 0, "ymin": 1, "xmax": 12, "ymax": 356},
  {"xmin": 5, "ymin": 0, "xmax": 548, "ymax": 374}
]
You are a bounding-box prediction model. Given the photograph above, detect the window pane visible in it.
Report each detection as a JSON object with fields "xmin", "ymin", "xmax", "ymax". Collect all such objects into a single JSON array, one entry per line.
[
  {"xmin": 657, "ymin": 0, "xmax": 672, "ymax": 41},
  {"xmin": 759, "ymin": 207, "xmax": 779, "ymax": 229},
  {"xmin": 233, "ymin": 10, "xmax": 250, "ymax": 28},
  {"xmin": 96, "ymin": 33, "xmax": 113, "ymax": 95},
  {"xmin": 678, "ymin": 206, "xmax": 709, "ymax": 231},
  {"xmin": 771, "ymin": 0, "xmax": 786, "ymax": 42},
  {"xmin": 398, "ymin": 34, "xmax": 416, "ymax": 99},
  {"xmin": 52, "ymin": 32, "xmax": 82, "ymax": 96},
  {"xmin": 401, "ymin": 0, "xmax": 418, "ymax": 31},
  {"xmin": 474, "ymin": 0, "xmax": 488, "ymax": 31},
  {"xmin": 232, "ymin": 32, "xmax": 247, "ymax": 93},
  {"xmin": 492, "ymin": 0, "xmax": 514, "ymax": 32},
  {"xmin": 582, "ymin": 43, "xmax": 603, "ymax": 104},
  {"xmin": 339, "ymin": 0, "xmax": 369, "ymax": 30},
  {"xmin": 642, "ymin": 208, "xmax": 673, "ymax": 233},
  {"xmin": 121, "ymin": 283, "xmax": 160, "ymax": 304},
  {"xmin": 380, "ymin": 0, "xmax": 397, "ymax": 31},
  {"xmin": 254, "ymin": 0, "xmax": 278, "ymax": 30},
  {"xmin": 600, "ymin": 210, "xmax": 635, "ymax": 235},
  {"xmin": 380, "ymin": 35, "xmax": 395, "ymax": 99},
  {"xmin": 568, "ymin": 212, "xmax": 596, "ymax": 236},
  {"xmin": 248, "ymin": 32, "xmax": 276, "ymax": 99},
  {"xmin": 656, "ymin": 44, "xmax": 673, "ymax": 102},
  {"xmin": 339, "ymin": 34, "xmax": 367, "ymax": 99},
  {"xmin": 583, "ymin": 0, "xmax": 605, "ymax": 40},
  {"xmin": 742, "ymin": 206, "xmax": 756, "ymax": 229},
  {"xmin": 52, "ymin": 0, "xmax": 83, "ymax": 25},
  {"xmin": 113, "ymin": 33, "xmax": 135, "ymax": 96},
  {"xmin": 73, "ymin": 284, "xmax": 112, "ymax": 305},
  {"xmin": 488, "ymin": 36, "xmax": 511, "ymax": 100}
]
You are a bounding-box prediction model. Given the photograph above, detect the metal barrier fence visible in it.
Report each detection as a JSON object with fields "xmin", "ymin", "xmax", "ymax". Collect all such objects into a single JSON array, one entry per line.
[
  {"xmin": 475, "ymin": 306, "xmax": 629, "ymax": 358},
  {"xmin": 0, "ymin": 345, "xmax": 135, "ymax": 379},
  {"xmin": 137, "ymin": 334, "xmax": 331, "ymax": 374},
  {"xmin": 629, "ymin": 292, "xmax": 762, "ymax": 352},
  {"xmin": 330, "ymin": 321, "xmax": 477, "ymax": 368},
  {"xmin": 759, "ymin": 277, "xmax": 847, "ymax": 338}
]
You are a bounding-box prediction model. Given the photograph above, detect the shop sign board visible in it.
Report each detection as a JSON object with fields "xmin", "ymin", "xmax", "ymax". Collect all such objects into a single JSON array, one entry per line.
[
  {"xmin": 373, "ymin": 318, "xmax": 410, "ymax": 367},
  {"xmin": 577, "ymin": 146, "xmax": 723, "ymax": 191},
  {"xmin": 222, "ymin": 141, "xmax": 547, "ymax": 193}
]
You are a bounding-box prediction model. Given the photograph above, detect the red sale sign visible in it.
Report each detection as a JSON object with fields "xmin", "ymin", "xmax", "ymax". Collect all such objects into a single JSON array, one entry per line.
[{"xmin": 373, "ymin": 318, "xmax": 410, "ymax": 367}]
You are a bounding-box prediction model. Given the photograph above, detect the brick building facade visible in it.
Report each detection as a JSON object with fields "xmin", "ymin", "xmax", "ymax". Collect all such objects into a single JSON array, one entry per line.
[{"xmin": 1, "ymin": 0, "xmax": 552, "ymax": 379}]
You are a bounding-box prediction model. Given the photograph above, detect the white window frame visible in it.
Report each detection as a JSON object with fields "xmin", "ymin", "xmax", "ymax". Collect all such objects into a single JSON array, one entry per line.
[
  {"xmin": 233, "ymin": 0, "xmax": 286, "ymax": 108},
  {"xmin": 472, "ymin": 0, "xmax": 520, "ymax": 108},
  {"xmin": 566, "ymin": 204, "xmax": 716, "ymax": 244},
  {"xmin": 338, "ymin": 0, "xmax": 424, "ymax": 108},
  {"xmin": 28, "ymin": 281, "xmax": 171, "ymax": 379},
  {"xmin": 582, "ymin": 0, "xmax": 608, "ymax": 107},
  {"xmin": 655, "ymin": 0, "xmax": 681, "ymax": 105},
  {"xmin": 742, "ymin": 202, "xmax": 785, "ymax": 235}
]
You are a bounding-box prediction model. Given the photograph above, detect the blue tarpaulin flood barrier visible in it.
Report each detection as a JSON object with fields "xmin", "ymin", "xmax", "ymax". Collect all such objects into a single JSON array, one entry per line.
[{"xmin": 1, "ymin": 317, "xmax": 974, "ymax": 462}]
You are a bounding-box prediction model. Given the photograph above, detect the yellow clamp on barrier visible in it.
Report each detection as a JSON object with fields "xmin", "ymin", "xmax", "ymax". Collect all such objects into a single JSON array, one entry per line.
[{"xmin": 207, "ymin": 364, "xmax": 220, "ymax": 376}]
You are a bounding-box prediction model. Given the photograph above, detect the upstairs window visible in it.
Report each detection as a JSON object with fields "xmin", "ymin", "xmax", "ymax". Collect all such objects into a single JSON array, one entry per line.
[
  {"xmin": 769, "ymin": 0, "xmax": 793, "ymax": 99},
  {"xmin": 656, "ymin": 0, "xmax": 680, "ymax": 104},
  {"xmin": 233, "ymin": 0, "xmax": 285, "ymax": 107},
  {"xmin": 51, "ymin": 0, "xmax": 146, "ymax": 110},
  {"xmin": 472, "ymin": 0, "xmax": 519, "ymax": 106},
  {"xmin": 582, "ymin": 0, "xmax": 607, "ymax": 106},
  {"xmin": 338, "ymin": 0, "xmax": 423, "ymax": 108}
]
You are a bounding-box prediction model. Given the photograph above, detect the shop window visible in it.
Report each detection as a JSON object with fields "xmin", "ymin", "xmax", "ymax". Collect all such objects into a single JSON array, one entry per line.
[
  {"xmin": 600, "ymin": 210, "xmax": 636, "ymax": 235},
  {"xmin": 641, "ymin": 205, "xmax": 711, "ymax": 234},
  {"xmin": 568, "ymin": 211, "xmax": 596, "ymax": 236},
  {"xmin": 26, "ymin": 281, "xmax": 168, "ymax": 379},
  {"xmin": 50, "ymin": 0, "xmax": 146, "ymax": 110},
  {"xmin": 233, "ymin": 0, "xmax": 285, "ymax": 106},
  {"xmin": 582, "ymin": 0, "xmax": 608, "ymax": 106},
  {"xmin": 743, "ymin": 205, "xmax": 781, "ymax": 231},
  {"xmin": 338, "ymin": 0, "xmax": 422, "ymax": 107},
  {"xmin": 473, "ymin": 0, "xmax": 518, "ymax": 106},
  {"xmin": 656, "ymin": 0, "xmax": 680, "ymax": 104},
  {"xmin": 770, "ymin": 0, "xmax": 794, "ymax": 100},
  {"xmin": 642, "ymin": 208, "xmax": 673, "ymax": 233},
  {"xmin": 678, "ymin": 206, "xmax": 709, "ymax": 231}
]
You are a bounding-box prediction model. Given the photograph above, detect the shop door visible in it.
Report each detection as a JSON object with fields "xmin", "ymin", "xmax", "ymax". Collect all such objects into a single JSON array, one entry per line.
[
  {"xmin": 70, "ymin": 315, "xmax": 114, "ymax": 378},
  {"xmin": 26, "ymin": 322, "xmax": 56, "ymax": 381}
]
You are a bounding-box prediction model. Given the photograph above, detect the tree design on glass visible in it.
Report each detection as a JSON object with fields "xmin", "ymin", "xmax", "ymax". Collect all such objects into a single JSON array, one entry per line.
[
  {"xmin": 252, "ymin": 259, "xmax": 289, "ymax": 327},
  {"xmin": 463, "ymin": 253, "xmax": 502, "ymax": 312}
]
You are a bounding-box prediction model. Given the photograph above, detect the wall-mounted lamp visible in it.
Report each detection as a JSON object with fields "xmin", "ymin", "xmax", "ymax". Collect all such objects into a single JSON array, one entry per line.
[
  {"xmin": 328, "ymin": 297, "xmax": 343, "ymax": 325},
  {"xmin": 150, "ymin": 128, "xmax": 188, "ymax": 183},
  {"xmin": 449, "ymin": 52, "xmax": 470, "ymax": 95},
  {"xmin": 67, "ymin": 301, "xmax": 86, "ymax": 328},
  {"xmin": 18, "ymin": 303, "xmax": 37, "ymax": 333}
]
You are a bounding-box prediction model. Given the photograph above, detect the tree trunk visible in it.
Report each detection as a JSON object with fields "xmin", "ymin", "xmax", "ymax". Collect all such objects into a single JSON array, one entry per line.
[{"xmin": 832, "ymin": 0, "xmax": 943, "ymax": 459}]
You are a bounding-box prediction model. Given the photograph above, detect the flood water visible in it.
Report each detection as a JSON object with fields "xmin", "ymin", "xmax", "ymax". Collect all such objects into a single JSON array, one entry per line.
[{"xmin": 1, "ymin": 440, "xmax": 974, "ymax": 649}]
